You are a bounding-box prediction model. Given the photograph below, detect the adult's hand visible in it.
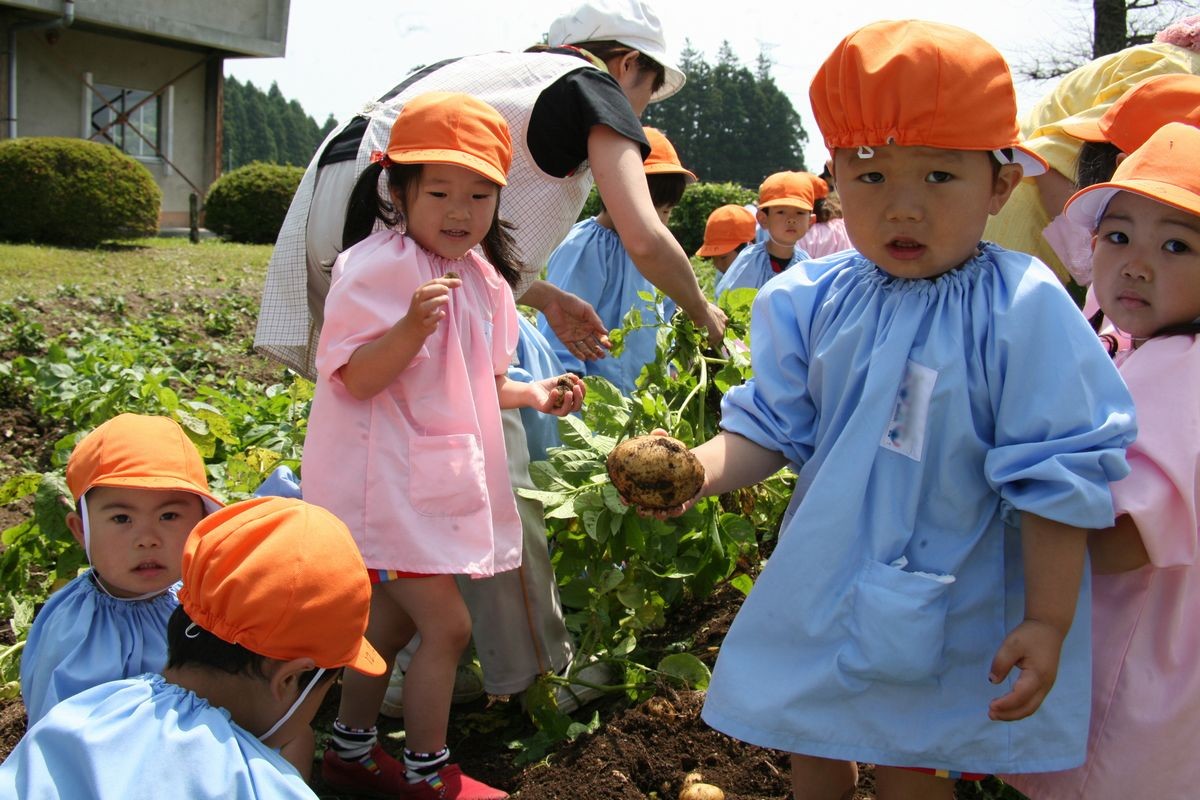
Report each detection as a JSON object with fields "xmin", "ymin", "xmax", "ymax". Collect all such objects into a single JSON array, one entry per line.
[
  {"xmin": 691, "ymin": 301, "xmax": 727, "ymax": 348},
  {"xmin": 525, "ymin": 280, "xmax": 611, "ymax": 361}
]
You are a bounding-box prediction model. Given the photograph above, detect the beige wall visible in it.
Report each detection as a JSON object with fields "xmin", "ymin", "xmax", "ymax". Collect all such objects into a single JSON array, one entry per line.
[{"xmin": 2, "ymin": 19, "xmax": 221, "ymax": 227}]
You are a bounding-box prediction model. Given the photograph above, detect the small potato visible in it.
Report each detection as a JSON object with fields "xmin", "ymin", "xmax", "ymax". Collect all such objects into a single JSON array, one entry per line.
[
  {"xmin": 679, "ymin": 781, "xmax": 724, "ymax": 800},
  {"xmin": 444, "ymin": 270, "xmax": 460, "ymax": 280}
]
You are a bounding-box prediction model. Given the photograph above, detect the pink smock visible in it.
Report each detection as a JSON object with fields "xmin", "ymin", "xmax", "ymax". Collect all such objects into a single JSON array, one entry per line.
[
  {"xmin": 796, "ymin": 218, "xmax": 852, "ymax": 259},
  {"xmin": 1007, "ymin": 335, "xmax": 1200, "ymax": 799},
  {"xmin": 301, "ymin": 230, "xmax": 522, "ymax": 577}
]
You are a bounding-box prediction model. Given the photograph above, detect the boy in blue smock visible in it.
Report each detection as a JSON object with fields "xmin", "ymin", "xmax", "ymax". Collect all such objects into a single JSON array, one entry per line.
[
  {"xmin": 19, "ymin": 413, "xmax": 223, "ymax": 726},
  {"xmin": 538, "ymin": 127, "xmax": 696, "ymax": 395},
  {"xmin": 713, "ymin": 171, "xmax": 817, "ymax": 300},
  {"xmin": 0, "ymin": 496, "xmax": 387, "ymax": 799},
  {"xmin": 636, "ymin": 21, "xmax": 1137, "ymax": 800}
]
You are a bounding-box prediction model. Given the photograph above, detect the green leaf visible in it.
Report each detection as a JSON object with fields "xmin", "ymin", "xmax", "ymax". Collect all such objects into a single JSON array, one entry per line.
[
  {"xmin": 729, "ymin": 573, "xmax": 755, "ymax": 597},
  {"xmin": 657, "ymin": 652, "xmax": 711, "ymax": 690},
  {"xmin": 0, "ymin": 473, "xmax": 41, "ymax": 505}
]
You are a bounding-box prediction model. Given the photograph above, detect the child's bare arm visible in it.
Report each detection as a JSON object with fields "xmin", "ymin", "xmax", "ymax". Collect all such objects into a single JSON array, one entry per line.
[
  {"xmin": 1088, "ymin": 514, "xmax": 1150, "ymax": 574},
  {"xmin": 987, "ymin": 511, "xmax": 1086, "ymax": 721},
  {"xmin": 495, "ymin": 373, "xmax": 584, "ymax": 416},
  {"xmin": 340, "ymin": 276, "xmax": 461, "ymax": 400}
]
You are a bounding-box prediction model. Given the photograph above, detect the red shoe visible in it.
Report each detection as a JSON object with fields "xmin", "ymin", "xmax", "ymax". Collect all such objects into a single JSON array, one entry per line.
[
  {"xmin": 321, "ymin": 743, "xmax": 409, "ymax": 797},
  {"xmin": 401, "ymin": 764, "xmax": 508, "ymax": 800}
]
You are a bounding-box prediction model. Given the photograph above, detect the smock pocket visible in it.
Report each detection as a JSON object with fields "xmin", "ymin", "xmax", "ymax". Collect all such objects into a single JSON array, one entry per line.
[
  {"xmin": 836, "ymin": 556, "xmax": 955, "ymax": 684},
  {"xmin": 408, "ymin": 434, "xmax": 487, "ymax": 517}
]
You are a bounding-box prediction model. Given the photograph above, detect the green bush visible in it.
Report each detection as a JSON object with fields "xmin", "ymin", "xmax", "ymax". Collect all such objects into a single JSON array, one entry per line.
[
  {"xmin": 574, "ymin": 180, "xmax": 757, "ymax": 258},
  {"xmin": 0, "ymin": 137, "xmax": 161, "ymax": 246},
  {"xmin": 204, "ymin": 162, "xmax": 304, "ymax": 244}
]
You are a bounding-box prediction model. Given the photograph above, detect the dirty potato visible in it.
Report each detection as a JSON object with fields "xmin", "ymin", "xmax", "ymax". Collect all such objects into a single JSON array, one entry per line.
[{"xmin": 606, "ymin": 435, "xmax": 704, "ymax": 510}]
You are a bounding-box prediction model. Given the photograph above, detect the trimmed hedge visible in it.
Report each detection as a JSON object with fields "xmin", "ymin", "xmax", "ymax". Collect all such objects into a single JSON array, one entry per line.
[
  {"xmin": 204, "ymin": 162, "xmax": 304, "ymax": 244},
  {"xmin": 576, "ymin": 180, "xmax": 757, "ymax": 257},
  {"xmin": 0, "ymin": 137, "xmax": 161, "ymax": 246}
]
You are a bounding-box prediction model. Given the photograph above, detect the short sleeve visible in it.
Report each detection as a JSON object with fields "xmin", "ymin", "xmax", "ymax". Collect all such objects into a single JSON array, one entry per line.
[
  {"xmin": 527, "ymin": 69, "xmax": 650, "ymax": 177},
  {"xmin": 719, "ymin": 275, "xmax": 820, "ymax": 467},
  {"xmin": 982, "ymin": 261, "xmax": 1135, "ymax": 528},
  {"xmin": 1108, "ymin": 338, "xmax": 1200, "ymax": 567},
  {"xmin": 316, "ymin": 234, "xmax": 428, "ymax": 380}
]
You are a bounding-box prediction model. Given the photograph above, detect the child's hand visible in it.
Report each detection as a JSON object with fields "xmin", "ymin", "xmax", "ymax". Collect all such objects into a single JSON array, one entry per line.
[
  {"xmin": 400, "ymin": 276, "xmax": 462, "ymax": 338},
  {"xmin": 987, "ymin": 619, "xmax": 1065, "ymax": 721},
  {"xmin": 533, "ymin": 373, "xmax": 585, "ymax": 416}
]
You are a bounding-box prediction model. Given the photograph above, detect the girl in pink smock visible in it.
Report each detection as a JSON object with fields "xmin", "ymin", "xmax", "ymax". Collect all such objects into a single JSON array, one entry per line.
[
  {"xmin": 301, "ymin": 91, "xmax": 583, "ymax": 800},
  {"xmin": 1008, "ymin": 123, "xmax": 1200, "ymax": 799}
]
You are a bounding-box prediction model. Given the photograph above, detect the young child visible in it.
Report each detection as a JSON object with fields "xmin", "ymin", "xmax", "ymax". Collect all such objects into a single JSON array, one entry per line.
[
  {"xmin": 19, "ymin": 413, "xmax": 222, "ymax": 726},
  {"xmin": 1006, "ymin": 123, "xmax": 1200, "ymax": 800},
  {"xmin": 537, "ymin": 126, "xmax": 696, "ymax": 395},
  {"xmin": 0, "ymin": 496, "xmax": 387, "ymax": 798},
  {"xmin": 301, "ymin": 91, "xmax": 583, "ymax": 800},
  {"xmin": 696, "ymin": 204, "xmax": 758, "ymax": 275},
  {"xmin": 713, "ymin": 171, "xmax": 816, "ymax": 299},
  {"xmin": 636, "ymin": 21, "xmax": 1138, "ymax": 800}
]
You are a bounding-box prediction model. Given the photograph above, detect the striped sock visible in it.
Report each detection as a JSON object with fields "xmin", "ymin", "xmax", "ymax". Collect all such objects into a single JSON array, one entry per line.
[
  {"xmin": 404, "ymin": 746, "xmax": 449, "ymax": 784},
  {"xmin": 330, "ymin": 720, "xmax": 377, "ymax": 764}
]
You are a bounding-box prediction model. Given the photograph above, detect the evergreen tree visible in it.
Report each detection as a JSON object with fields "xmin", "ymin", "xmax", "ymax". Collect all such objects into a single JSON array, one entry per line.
[{"xmin": 220, "ymin": 76, "xmax": 332, "ymax": 170}]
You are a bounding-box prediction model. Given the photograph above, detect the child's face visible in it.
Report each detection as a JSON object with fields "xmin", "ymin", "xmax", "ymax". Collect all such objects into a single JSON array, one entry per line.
[
  {"xmin": 398, "ymin": 163, "xmax": 499, "ymax": 260},
  {"xmin": 654, "ymin": 202, "xmax": 675, "ymax": 227},
  {"xmin": 68, "ymin": 486, "xmax": 205, "ymax": 598},
  {"xmin": 711, "ymin": 248, "xmax": 740, "ymax": 273},
  {"xmin": 1091, "ymin": 191, "xmax": 1200, "ymax": 341},
  {"xmin": 834, "ymin": 145, "xmax": 1020, "ymax": 279},
  {"xmin": 757, "ymin": 205, "xmax": 811, "ymax": 248}
]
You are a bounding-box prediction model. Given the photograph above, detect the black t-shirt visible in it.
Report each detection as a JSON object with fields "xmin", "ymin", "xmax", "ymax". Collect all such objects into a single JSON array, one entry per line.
[{"xmin": 317, "ymin": 53, "xmax": 650, "ymax": 176}]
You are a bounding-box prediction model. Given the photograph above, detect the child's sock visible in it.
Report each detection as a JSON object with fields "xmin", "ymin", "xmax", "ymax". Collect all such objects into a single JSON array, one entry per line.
[
  {"xmin": 330, "ymin": 720, "xmax": 377, "ymax": 762},
  {"xmin": 404, "ymin": 746, "xmax": 449, "ymax": 784}
]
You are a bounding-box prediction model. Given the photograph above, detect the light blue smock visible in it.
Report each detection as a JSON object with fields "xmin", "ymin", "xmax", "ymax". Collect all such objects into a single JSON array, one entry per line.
[
  {"xmin": 20, "ymin": 571, "xmax": 178, "ymax": 726},
  {"xmin": 701, "ymin": 244, "xmax": 1137, "ymax": 774},
  {"xmin": 0, "ymin": 674, "xmax": 315, "ymax": 799},
  {"xmin": 713, "ymin": 241, "xmax": 811, "ymax": 300},
  {"xmin": 509, "ymin": 315, "xmax": 566, "ymax": 461},
  {"xmin": 252, "ymin": 465, "xmax": 303, "ymax": 499},
  {"xmin": 537, "ymin": 218, "xmax": 663, "ymax": 395}
]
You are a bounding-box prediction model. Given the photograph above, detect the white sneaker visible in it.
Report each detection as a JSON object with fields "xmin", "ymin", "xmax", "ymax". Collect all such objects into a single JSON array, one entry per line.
[
  {"xmin": 379, "ymin": 660, "xmax": 486, "ymax": 719},
  {"xmin": 554, "ymin": 658, "xmax": 617, "ymax": 715}
]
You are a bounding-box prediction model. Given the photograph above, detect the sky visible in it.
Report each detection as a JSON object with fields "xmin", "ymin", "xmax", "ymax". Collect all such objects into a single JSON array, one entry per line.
[{"xmin": 224, "ymin": 0, "xmax": 1099, "ymax": 171}]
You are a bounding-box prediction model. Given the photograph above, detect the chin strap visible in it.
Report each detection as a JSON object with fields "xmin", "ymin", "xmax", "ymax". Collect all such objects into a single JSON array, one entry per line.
[{"xmin": 260, "ymin": 668, "xmax": 327, "ymax": 742}]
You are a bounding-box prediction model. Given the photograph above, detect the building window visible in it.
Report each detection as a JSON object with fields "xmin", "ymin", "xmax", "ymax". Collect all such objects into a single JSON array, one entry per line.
[{"xmin": 91, "ymin": 84, "xmax": 160, "ymax": 158}]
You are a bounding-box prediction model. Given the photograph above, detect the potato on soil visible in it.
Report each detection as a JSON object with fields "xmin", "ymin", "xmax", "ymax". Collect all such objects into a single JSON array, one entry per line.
[
  {"xmin": 679, "ymin": 773, "xmax": 724, "ymax": 800},
  {"xmin": 606, "ymin": 435, "xmax": 704, "ymax": 510}
]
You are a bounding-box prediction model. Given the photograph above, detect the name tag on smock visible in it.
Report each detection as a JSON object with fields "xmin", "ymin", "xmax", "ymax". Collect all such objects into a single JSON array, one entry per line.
[{"xmin": 881, "ymin": 360, "xmax": 937, "ymax": 462}]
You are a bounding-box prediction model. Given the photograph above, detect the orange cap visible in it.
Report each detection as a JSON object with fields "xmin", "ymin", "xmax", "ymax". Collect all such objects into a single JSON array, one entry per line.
[
  {"xmin": 696, "ymin": 204, "xmax": 757, "ymax": 257},
  {"xmin": 1065, "ymin": 122, "xmax": 1200, "ymax": 230},
  {"xmin": 178, "ymin": 497, "xmax": 387, "ymax": 677},
  {"xmin": 758, "ymin": 171, "xmax": 826, "ymax": 211},
  {"xmin": 1060, "ymin": 74, "xmax": 1200, "ymax": 155},
  {"xmin": 386, "ymin": 91, "xmax": 512, "ymax": 186},
  {"xmin": 66, "ymin": 413, "xmax": 223, "ymax": 512},
  {"xmin": 809, "ymin": 20, "xmax": 1046, "ymax": 176},
  {"xmin": 642, "ymin": 127, "xmax": 697, "ymax": 183}
]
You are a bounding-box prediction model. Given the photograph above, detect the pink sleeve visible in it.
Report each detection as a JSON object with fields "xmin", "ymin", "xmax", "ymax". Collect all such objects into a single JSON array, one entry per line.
[
  {"xmin": 1110, "ymin": 338, "xmax": 1200, "ymax": 568},
  {"xmin": 316, "ymin": 234, "xmax": 429, "ymax": 382},
  {"xmin": 491, "ymin": 276, "xmax": 520, "ymax": 377}
]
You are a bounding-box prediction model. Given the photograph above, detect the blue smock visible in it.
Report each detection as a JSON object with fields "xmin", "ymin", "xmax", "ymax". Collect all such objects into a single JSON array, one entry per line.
[
  {"xmin": 20, "ymin": 571, "xmax": 178, "ymax": 726},
  {"xmin": 509, "ymin": 316, "xmax": 566, "ymax": 461},
  {"xmin": 537, "ymin": 218, "xmax": 663, "ymax": 395},
  {"xmin": 713, "ymin": 241, "xmax": 811, "ymax": 300},
  {"xmin": 701, "ymin": 244, "xmax": 1136, "ymax": 774},
  {"xmin": 0, "ymin": 674, "xmax": 315, "ymax": 798}
]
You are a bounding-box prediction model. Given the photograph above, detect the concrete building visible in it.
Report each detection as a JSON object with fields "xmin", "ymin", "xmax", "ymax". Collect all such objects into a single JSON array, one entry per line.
[{"xmin": 0, "ymin": 0, "xmax": 289, "ymax": 227}]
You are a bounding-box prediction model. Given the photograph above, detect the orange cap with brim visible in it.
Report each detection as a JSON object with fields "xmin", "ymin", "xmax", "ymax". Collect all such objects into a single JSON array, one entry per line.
[
  {"xmin": 1064, "ymin": 122, "xmax": 1200, "ymax": 231},
  {"xmin": 179, "ymin": 497, "xmax": 387, "ymax": 677},
  {"xmin": 696, "ymin": 204, "xmax": 757, "ymax": 257},
  {"xmin": 810, "ymin": 19, "xmax": 1047, "ymax": 176},
  {"xmin": 758, "ymin": 171, "xmax": 826, "ymax": 211},
  {"xmin": 386, "ymin": 91, "xmax": 512, "ymax": 186},
  {"xmin": 1060, "ymin": 74, "xmax": 1200, "ymax": 155},
  {"xmin": 66, "ymin": 413, "xmax": 223, "ymax": 513},
  {"xmin": 642, "ymin": 127, "xmax": 697, "ymax": 183}
]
